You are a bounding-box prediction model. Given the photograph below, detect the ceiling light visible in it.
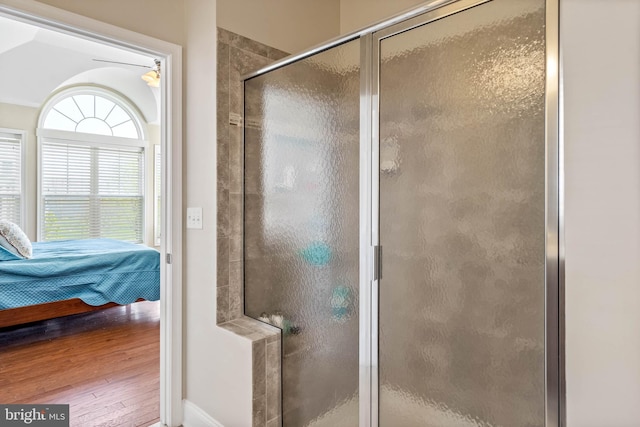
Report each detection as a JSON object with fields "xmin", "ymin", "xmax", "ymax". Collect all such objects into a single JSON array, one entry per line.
[{"xmin": 141, "ymin": 59, "xmax": 161, "ymax": 87}]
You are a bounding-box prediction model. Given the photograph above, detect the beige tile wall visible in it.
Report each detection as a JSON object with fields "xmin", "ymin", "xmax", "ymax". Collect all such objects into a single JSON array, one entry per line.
[{"xmin": 216, "ymin": 27, "xmax": 288, "ymax": 324}]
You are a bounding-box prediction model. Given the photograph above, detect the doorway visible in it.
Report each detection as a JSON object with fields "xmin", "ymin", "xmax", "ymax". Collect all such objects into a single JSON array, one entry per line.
[{"xmin": 0, "ymin": 2, "xmax": 182, "ymax": 426}]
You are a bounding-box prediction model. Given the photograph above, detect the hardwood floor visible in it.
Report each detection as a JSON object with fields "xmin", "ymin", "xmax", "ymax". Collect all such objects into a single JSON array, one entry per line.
[{"xmin": 0, "ymin": 301, "xmax": 160, "ymax": 427}]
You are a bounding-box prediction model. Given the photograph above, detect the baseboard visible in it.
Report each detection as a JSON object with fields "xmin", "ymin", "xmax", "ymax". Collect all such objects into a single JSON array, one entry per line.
[{"xmin": 182, "ymin": 400, "xmax": 224, "ymax": 427}]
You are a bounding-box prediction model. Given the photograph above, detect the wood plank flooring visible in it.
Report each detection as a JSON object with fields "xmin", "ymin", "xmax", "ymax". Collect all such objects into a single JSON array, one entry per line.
[{"xmin": 0, "ymin": 301, "xmax": 160, "ymax": 427}]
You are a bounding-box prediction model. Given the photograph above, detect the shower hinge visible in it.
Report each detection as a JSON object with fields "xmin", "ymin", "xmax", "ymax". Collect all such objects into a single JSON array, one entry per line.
[{"xmin": 373, "ymin": 245, "xmax": 382, "ymax": 281}]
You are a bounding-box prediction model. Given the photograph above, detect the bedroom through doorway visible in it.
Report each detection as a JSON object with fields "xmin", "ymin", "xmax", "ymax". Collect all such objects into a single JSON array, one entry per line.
[{"xmin": 0, "ymin": 4, "xmax": 181, "ymax": 426}]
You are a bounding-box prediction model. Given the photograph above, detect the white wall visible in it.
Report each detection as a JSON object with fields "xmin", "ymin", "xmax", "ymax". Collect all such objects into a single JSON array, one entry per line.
[
  {"xmin": 34, "ymin": 0, "xmax": 185, "ymax": 45},
  {"xmin": 339, "ymin": 0, "xmax": 423, "ymax": 33},
  {"xmin": 217, "ymin": 0, "xmax": 340, "ymax": 54},
  {"xmin": 183, "ymin": 0, "xmax": 254, "ymax": 426},
  {"xmin": 563, "ymin": 1, "xmax": 640, "ymax": 426}
]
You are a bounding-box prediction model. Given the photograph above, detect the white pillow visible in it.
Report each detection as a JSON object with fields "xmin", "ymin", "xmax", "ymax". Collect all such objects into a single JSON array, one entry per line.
[{"xmin": 0, "ymin": 220, "xmax": 32, "ymax": 259}]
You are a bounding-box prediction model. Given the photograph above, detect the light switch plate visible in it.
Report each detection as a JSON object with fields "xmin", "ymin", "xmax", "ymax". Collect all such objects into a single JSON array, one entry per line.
[{"xmin": 186, "ymin": 207, "xmax": 203, "ymax": 229}]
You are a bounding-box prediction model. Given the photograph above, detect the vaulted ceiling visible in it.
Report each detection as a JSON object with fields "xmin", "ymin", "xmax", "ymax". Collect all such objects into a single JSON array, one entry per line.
[{"xmin": 0, "ymin": 15, "xmax": 160, "ymax": 124}]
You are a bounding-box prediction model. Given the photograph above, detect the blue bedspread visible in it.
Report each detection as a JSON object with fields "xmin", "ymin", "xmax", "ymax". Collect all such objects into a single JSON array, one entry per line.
[{"xmin": 0, "ymin": 239, "xmax": 160, "ymax": 309}]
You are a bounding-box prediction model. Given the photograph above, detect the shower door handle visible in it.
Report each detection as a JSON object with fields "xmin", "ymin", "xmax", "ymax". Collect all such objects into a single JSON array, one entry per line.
[{"xmin": 373, "ymin": 245, "xmax": 382, "ymax": 281}]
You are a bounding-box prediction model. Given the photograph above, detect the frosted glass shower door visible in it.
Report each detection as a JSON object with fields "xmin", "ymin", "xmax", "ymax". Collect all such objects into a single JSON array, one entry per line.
[
  {"xmin": 377, "ymin": 0, "xmax": 547, "ymax": 426},
  {"xmin": 244, "ymin": 40, "xmax": 360, "ymax": 427}
]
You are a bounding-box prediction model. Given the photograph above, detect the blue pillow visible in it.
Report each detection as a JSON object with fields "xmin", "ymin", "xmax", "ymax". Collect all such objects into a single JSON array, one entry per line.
[{"xmin": 0, "ymin": 243, "xmax": 21, "ymax": 261}]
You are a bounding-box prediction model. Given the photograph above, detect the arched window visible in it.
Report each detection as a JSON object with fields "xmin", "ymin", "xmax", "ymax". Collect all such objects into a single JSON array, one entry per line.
[{"xmin": 38, "ymin": 87, "xmax": 147, "ymax": 243}]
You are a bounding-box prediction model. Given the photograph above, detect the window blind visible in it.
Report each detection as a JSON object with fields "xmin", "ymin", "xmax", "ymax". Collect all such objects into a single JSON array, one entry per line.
[
  {"xmin": 41, "ymin": 140, "xmax": 144, "ymax": 243},
  {"xmin": 0, "ymin": 133, "xmax": 22, "ymax": 226}
]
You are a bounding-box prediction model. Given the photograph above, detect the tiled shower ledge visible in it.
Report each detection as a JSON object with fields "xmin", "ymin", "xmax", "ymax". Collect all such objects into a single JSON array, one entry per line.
[
  {"xmin": 219, "ymin": 316, "xmax": 282, "ymax": 427},
  {"xmin": 219, "ymin": 315, "xmax": 279, "ymax": 343}
]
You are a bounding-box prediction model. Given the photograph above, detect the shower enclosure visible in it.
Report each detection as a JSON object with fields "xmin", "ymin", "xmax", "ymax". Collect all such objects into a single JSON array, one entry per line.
[{"xmin": 243, "ymin": 0, "xmax": 560, "ymax": 426}]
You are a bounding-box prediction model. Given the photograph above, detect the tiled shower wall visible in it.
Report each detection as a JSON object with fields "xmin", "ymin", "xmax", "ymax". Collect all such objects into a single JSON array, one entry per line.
[
  {"xmin": 216, "ymin": 27, "xmax": 288, "ymax": 427},
  {"xmin": 216, "ymin": 27, "xmax": 288, "ymax": 323}
]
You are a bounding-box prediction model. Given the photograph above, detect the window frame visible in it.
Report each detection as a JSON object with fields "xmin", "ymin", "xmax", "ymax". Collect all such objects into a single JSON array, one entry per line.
[
  {"xmin": 37, "ymin": 86, "xmax": 150, "ymax": 244},
  {"xmin": 0, "ymin": 127, "xmax": 26, "ymax": 229},
  {"xmin": 154, "ymin": 144, "xmax": 161, "ymax": 247},
  {"xmin": 39, "ymin": 86, "xmax": 146, "ymax": 140}
]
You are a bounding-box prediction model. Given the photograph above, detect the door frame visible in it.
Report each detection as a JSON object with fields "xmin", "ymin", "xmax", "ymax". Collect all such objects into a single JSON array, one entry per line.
[{"xmin": 0, "ymin": 1, "xmax": 183, "ymax": 426}]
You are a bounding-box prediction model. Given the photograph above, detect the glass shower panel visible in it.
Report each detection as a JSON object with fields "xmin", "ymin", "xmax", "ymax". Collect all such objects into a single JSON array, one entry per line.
[
  {"xmin": 378, "ymin": 0, "xmax": 546, "ymax": 426},
  {"xmin": 244, "ymin": 40, "xmax": 360, "ymax": 427}
]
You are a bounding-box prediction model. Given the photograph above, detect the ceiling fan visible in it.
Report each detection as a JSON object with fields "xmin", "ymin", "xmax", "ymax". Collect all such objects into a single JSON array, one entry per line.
[{"xmin": 91, "ymin": 58, "xmax": 161, "ymax": 87}]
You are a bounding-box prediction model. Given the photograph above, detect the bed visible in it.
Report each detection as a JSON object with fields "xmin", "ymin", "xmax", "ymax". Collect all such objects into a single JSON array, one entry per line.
[{"xmin": 0, "ymin": 238, "xmax": 160, "ymax": 328}]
